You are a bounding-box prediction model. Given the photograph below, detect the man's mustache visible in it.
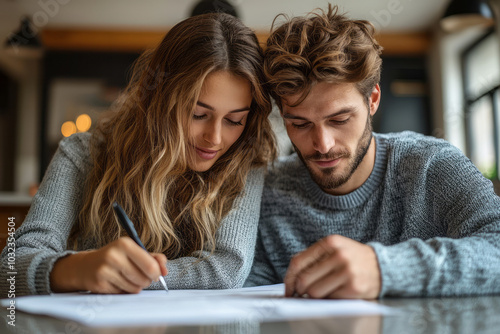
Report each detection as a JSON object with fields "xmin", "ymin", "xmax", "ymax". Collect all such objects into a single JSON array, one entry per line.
[{"xmin": 304, "ymin": 150, "xmax": 350, "ymax": 161}]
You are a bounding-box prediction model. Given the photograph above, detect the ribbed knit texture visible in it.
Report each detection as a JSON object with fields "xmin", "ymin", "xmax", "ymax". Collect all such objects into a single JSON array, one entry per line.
[
  {"xmin": 245, "ymin": 131, "xmax": 500, "ymax": 297},
  {"xmin": 0, "ymin": 132, "xmax": 264, "ymax": 296}
]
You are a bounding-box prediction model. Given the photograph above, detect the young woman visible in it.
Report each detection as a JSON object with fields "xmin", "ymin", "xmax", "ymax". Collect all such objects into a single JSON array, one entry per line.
[{"xmin": 0, "ymin": 13, "xmax": 276, "ymax": 296}]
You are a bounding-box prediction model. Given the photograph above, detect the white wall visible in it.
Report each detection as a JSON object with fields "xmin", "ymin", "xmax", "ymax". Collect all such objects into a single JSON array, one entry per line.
[{"xmin": 2, "ymin": 0, "xmax": 448, "ymax": 33}]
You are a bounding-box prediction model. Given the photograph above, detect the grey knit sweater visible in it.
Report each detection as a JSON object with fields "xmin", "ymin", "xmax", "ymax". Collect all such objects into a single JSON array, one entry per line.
[
  {"xmin": 245, "ymin": 131, "xmax": 500, "ymax": 297},
  {"xmin": 1, "ymin": 132, "xmax": 264, "ymax": 296}
]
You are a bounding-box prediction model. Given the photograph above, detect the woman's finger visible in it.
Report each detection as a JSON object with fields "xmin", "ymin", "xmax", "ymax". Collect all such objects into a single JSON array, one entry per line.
[
  {"xmin": 151, "ymin": 253, "xmax": 168, "ymax": 276},
  {"xmin": 117, "ymin": 237, "xmax": 163, "ymax": 282},
  {"xmin": 92, "ymin": 265, "xmax": 139, "ymax": 294}
]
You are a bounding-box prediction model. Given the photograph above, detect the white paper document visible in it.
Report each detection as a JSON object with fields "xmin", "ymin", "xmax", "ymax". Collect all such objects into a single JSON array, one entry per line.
[{"xmin": 1, "ymin": 284, "xmax": 393, "ymax": 327}]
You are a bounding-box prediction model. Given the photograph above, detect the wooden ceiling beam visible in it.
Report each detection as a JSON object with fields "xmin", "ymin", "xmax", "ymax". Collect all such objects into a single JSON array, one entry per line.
[
  {"xmin": 375, "ymin": 33, "xmax": 431, "ymax": 56},
  {"xmin": 41, "ymin": 29, "xmax": 165, "ymax": 52},
  {"xmin": 41, "ymin": 28, "xmax": 430, "ymax": 55}
]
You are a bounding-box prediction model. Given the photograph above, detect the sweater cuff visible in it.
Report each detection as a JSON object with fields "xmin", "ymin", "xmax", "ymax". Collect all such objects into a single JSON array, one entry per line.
[
  {"xmin": 368, "ymin": 241, "xmax": 428, "ymax": 297},
  {"xmin": 34, "ymin": 250, "xmax": 79, "ymax": 295}
]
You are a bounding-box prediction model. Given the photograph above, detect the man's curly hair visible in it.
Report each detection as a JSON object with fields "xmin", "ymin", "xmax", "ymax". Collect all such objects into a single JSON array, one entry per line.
[{"xmin": 264, "ymin": 4, "xmax": 383, "ymax": 109}]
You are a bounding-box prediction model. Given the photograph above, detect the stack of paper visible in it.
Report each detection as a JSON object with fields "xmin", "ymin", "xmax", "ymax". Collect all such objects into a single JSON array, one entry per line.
[{"xmin": 1, "ymin": 284, "xmax": 393, "ymax": 327}]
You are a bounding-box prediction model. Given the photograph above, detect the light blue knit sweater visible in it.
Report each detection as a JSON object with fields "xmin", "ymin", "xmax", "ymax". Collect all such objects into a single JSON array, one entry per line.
[{"xmin": 245, "ymin": 132, "xmax": 500, "ymax": 297}]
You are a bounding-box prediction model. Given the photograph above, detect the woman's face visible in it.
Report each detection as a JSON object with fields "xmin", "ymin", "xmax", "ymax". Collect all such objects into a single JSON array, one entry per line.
[{"xmin": 187, "ymin": 71, "xmax": 252, "ymax": 172}]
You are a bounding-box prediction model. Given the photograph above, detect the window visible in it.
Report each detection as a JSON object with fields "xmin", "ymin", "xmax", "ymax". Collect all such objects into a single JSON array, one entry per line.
[{"xmin": 462, "ymin": 30, "xmax": 500, "ymax": 180}]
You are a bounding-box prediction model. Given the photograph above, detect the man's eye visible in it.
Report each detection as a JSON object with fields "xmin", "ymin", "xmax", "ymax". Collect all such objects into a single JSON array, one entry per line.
[
  {"xmin": 291, "ymin": 123, "xmax": 309, "ymax": 129},
  {"xmin": 332, "ymin": 118, "xmax": 350, "ymax": 125}
]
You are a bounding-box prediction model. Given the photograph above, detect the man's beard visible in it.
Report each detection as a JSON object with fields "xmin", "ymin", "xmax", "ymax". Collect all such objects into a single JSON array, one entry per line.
[{"xmin": 295, "ymin": 117, "xmax": 373, "ymax": 192}]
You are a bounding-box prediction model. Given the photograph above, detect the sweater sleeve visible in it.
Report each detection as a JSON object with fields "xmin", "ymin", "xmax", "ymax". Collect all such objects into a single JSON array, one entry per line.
[
  {"xmin": 369, "ymin": 145, "xmax": 500, "ymax": 297},
  {"xmin": 146, "ymin": 168, "xmax": 265, "ymax": 290},
  {"xmin": 0, "ymin": 134, "xmax": 90, "ymax": 297},
  {"xmin": 0, "ymin": 138, "xmax": 263, "ymax": 295},
  {"xmin": 243, "ymin": 228, "xmax": 281, "ymax": 287}
]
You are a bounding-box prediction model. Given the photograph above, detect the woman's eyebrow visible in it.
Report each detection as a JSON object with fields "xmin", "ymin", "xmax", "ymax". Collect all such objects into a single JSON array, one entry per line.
[{"xmin": 197, "ymin": 101, "xmax": 250, "ymax": 113}]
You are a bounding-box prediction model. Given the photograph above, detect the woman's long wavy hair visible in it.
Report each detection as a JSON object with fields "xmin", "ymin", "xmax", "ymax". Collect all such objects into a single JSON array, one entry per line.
[{"xmin": 68, "ymin": 13, "xmax": 277, "ymax": 258}]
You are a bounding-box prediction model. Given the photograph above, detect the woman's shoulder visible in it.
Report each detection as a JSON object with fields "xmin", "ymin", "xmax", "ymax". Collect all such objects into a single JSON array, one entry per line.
[
  {"xmin": 241, "ymin": 167, "xmax": 266, "ymax": 190},
  {"xmin": 59, "ymin": 132, "xmax": 92, "ymax": 150},
  {"xmin": 57, "ymin": 132, "xmax": 93, "ymax": 171},
  {"xmin": 247, "ymin": 166, "xmax": 265, "ymax": 180}
]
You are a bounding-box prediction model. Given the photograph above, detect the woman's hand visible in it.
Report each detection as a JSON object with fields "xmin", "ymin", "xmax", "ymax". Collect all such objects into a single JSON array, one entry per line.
[{"xmin": 50, "ymin": 237, "xmax": 168, "ymax": 294}]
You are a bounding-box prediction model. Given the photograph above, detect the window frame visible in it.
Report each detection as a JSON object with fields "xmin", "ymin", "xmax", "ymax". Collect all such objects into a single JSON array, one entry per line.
[{"xmin": 461, "ymin": 28, "xmax": 500, "ymax": 181}]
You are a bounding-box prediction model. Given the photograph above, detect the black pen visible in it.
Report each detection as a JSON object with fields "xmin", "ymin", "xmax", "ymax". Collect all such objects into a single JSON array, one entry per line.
[{"xmin": 112, "ymin": 201, "xmax": 169, "ymax": 292}]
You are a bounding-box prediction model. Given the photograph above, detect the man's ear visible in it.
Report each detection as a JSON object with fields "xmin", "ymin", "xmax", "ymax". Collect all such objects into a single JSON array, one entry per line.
[
  {"xmin": 369, "ymin": 84, "xmax": 381, "ymax": 116},
  {"xmin": 278, "ymin": 98, "xmax": 286, "ymax": 116}
]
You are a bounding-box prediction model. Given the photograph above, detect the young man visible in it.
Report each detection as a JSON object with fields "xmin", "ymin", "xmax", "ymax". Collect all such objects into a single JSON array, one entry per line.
[{"xmin": 245, "ymin": 5, "xmax": 500, "ymax": 299}]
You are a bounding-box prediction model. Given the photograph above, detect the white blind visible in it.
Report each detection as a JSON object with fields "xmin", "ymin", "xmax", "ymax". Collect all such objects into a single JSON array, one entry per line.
[{"xmin": 465, "ymin": 33, "xmax": 500, "ymax": 99}]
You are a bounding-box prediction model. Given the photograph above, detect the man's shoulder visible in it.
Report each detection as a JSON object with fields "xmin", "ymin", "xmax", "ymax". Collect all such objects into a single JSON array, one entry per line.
[
  {"xmin": 378, "ymin": 131, "xmax": 451, "ymax": 148},
  {"xmin": 273, "ymin": 153, "xmax": 302, "ymax": 169},
  {"xmin": 377, "ymin": 131, "xmax": 474, "ymax": 183},
  {"xmin": 269, "ymin": 153, "xmax": 303, "ymax": 175},
  {"xmin": 264, "ymin": 154, "xmax": 304, "ymax": 188},
  {"xmin": 377, "ymin": 131, "xmax": 460, "ymax": 160}
]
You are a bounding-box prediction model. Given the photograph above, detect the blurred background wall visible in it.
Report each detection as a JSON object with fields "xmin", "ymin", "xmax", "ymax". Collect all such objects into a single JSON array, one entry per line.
[{"xmin": 0, "ymin": 0, "xmax": 499, "ymax": 242}]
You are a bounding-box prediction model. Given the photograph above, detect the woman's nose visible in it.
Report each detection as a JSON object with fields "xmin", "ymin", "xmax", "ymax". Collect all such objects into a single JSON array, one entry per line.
[{"xmin": 202, "ymin": 120, "xmax": 222, "ymax": 146}]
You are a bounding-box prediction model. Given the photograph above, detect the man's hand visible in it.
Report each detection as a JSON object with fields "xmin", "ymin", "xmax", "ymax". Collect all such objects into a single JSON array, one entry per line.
[{"xmin": 284, "ymin": 234, "xmax": 381, "ymax": 299}]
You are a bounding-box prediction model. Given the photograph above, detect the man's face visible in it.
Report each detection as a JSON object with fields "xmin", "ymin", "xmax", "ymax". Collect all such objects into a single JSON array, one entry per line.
[{"xmin": 281, "ymin": 82, "xmax": 380, "ymax": 195}]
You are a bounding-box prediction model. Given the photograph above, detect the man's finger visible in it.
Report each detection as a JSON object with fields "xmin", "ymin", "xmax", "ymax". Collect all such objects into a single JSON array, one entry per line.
[
  {"xmin": 295, "ymin": 253, "xmax": 344, "ymax": 296},
  {"xmin": 284, "ymin": 237, "xmax": 337, "ymax": 296},
  {"xmin": 302, "ymin": 267, "xmax": 348, "ymax": 299}
]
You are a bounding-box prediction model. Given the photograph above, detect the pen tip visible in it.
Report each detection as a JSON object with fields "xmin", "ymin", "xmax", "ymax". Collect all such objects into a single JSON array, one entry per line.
[{"xmin": 159, "ymin": 276, "xmax": 169, "ymax": 293}]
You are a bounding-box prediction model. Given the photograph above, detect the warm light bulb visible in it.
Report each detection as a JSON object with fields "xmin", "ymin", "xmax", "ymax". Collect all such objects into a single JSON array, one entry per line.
[
  {"xmin": 61, "ymin": 121, "xmax": 77, "ymax": 137},
  {"xmin": 76, "ymin": 114, "xmax": 92, "ymax": 132}
]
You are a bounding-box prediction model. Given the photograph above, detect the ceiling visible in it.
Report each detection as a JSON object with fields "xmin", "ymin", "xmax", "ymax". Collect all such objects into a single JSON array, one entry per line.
[{"xmin": 1, "ymin": 0, "xmax": 450, "ymax": 33}]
